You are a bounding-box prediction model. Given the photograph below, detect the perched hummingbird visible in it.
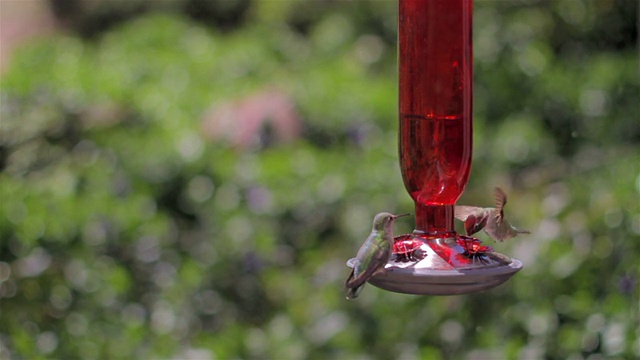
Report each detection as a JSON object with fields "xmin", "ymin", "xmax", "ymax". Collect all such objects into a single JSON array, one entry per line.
[
  {"xmin": 345, "ymin": 212, "xmax": 409, "ymax": 300},
  {"xmin": 455, "ymin": 187, "xmax": 530, "ymax": 242}
]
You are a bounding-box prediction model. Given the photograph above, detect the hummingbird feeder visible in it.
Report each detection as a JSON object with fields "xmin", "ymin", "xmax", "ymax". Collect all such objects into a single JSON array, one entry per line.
[{"xmin": 348, "ymin": 0, "xmax": 522, "ymax": 295}]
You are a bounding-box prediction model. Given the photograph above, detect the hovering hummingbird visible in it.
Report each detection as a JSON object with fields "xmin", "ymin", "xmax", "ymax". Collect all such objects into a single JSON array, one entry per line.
[
  {"xmin": 455, "ymin": 187, "xmax": 530, "ymax": 242},
  {"xmin": 345, "ymin": 212, "xmax": 410, "ymax": 300}
]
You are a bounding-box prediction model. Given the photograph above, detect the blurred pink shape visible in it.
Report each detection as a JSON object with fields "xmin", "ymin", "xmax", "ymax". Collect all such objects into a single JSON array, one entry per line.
[
  {"xmin": 201, "ymin": 87, "xmax": 302, "ymax": 149},
  {"xmin": 0, "ymin": 0, "xmax": 59, "ymax": 73}
]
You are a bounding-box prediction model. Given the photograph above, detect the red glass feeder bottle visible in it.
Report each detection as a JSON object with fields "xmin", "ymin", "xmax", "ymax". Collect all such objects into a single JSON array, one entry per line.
[{"xmin": 351, "ymin": 0, "xmax": 522, "ymax": 295}]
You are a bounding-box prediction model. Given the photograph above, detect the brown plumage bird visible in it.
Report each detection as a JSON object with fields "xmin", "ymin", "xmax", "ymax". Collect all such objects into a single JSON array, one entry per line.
[{"xmin": 455, "ymin": 187, "xmax": 530, "ymax": 242}]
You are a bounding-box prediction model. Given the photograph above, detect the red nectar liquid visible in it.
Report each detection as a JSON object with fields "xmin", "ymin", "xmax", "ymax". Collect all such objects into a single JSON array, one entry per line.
[
  {"xmin": 400, "ymin": 114, "xmax": 471, "ymax": 205},
  {"xmin": 398, "ymin": 0, "xmax": 472, "ymax": 234}
]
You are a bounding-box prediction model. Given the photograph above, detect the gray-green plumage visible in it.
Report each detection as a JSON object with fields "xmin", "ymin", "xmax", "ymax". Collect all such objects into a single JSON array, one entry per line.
[
  {"xmin": 455, "ymin": 187, "xmax": 530, "ymax": 242},
  {"xmin": 345, "ymin": 212, "xmax": 408, "ymax": 299}
]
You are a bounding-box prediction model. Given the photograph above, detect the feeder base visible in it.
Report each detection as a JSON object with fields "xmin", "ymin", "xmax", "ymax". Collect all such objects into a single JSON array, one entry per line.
[
  {"xmin": 367, "ymin": 258, "xmax": 522, "ymax": 295},
  {"xmin": 346, "ymin": 233, "xmax": 523, "ymax": 295}
]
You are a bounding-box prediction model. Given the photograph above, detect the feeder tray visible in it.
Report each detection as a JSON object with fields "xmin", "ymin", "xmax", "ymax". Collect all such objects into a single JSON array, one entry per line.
[{"xmin": 347, "ymin": 235, "xmax": 523, "ymax": 295}]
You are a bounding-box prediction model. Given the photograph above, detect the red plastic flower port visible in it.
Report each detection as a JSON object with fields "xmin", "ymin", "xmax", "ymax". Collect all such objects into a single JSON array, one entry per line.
[
  {"xmin": 457, "ymin": 236, "xmax": 493, "ymax": 257},
  {"xmin": 393, "ymin": 238, "xmax": 426, "ymax": 262}
]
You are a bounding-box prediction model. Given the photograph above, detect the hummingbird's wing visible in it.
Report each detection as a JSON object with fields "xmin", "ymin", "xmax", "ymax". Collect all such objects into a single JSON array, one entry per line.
[
  {"xmin": 455, "ymin": 206, "xmax": 491, "ymax": 235},
  {"xmin": 345, "ymin": 242, "xmax": 390, "ymax": 290},
  {"xmin": 454, "ymin": 206, "xmax": 483, "ymax": 221},
  {"xmin": 494, "ymin": 187, "xmax": 507, "ymax": 224},
  {"xmin": 465, "ymin": 212, "xmax": 489, "ymax": 236}
]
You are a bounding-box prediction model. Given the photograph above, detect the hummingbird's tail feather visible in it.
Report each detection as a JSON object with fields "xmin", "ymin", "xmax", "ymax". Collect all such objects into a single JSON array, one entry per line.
[
  {"xmin": 345, "ymin": 268, "xmax": 355, "ymax": 287},
  {"xmin": 345, "ymin": 268, "xmax": 367, "ymax": 300},
  {"xmin": 516, "ymin": 229, "xmax": 531, "ymax": 234},
  {"xmin": 346, "ymin": 284, "xmax": 364, "ymax": 300}
]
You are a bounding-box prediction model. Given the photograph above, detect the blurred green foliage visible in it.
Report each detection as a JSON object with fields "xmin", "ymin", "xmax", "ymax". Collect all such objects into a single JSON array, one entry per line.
[{"xmin": 1, "ymin": 0, "xmax": 638, "ymax": 359}]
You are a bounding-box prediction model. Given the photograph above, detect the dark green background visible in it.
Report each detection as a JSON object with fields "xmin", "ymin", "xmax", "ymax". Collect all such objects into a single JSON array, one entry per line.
[{"xmin": 1, "ymin": 0, "xmax": 638, "ymax": 358}]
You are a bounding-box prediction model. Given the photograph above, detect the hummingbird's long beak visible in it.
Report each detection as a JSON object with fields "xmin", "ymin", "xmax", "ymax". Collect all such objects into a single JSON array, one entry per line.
[{"xmin": 393, "ymin": 213, "xmax": 411, "ymax": 219}]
